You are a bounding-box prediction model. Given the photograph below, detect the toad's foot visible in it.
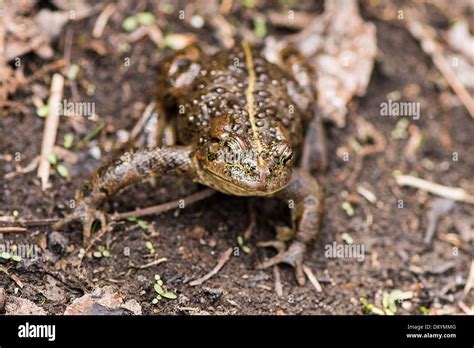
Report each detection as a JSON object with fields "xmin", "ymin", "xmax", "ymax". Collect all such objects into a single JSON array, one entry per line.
[
  {"xmin": 258, "ymin": 169, "xmax": 323, "ymax": 286},
  {"xmin": 53, "ymin": 201, "xmax": 107, "ymax": 243},
  {"xmin": 256, "ymin": 240, "xmax": 306, "ymax": 286}
]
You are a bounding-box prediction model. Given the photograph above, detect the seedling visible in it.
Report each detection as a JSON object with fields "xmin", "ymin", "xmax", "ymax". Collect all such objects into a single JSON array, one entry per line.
[
  {"xmin": 151, "ymin": 274, "xmax": 177, "ymax": 303},
  {"xmin": 93, "ymin": 246, "xmax": 110, "ymax": 258},
  {"xmin": 237, "ymin": 235, "xmax": 251, "ymax": 254}
]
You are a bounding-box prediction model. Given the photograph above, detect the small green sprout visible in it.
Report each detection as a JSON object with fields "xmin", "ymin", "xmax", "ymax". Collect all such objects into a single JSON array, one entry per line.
[
  {"xmin": 0, "ymin": 252, "xmax": 21, "ymax": 262},
  {"xmin": 0, "ymin": 252, "xmax": 11, "ymax": 260},
  {"xmin": 11, "ymin": 255, "xmax": 22, "ymax": 262},
  {"xmin": 419, "ymin": 306, "xmax": 430, "ymax": 314},
  {"xmin": 254, "ymin": 17, "xmax": 267, "ymax": 38},
  {"xmin": 360, "ymin": 297, "xmax": 385, "ymax": 315},
  {"xmin": 342, "ymin": 202, "xmax": 355, "ymax": 216},
  {"xmin": 78, "ymin": 248, "xmax": 86, "ymax": 259},
  {"xmin": 123, "ymin": 12, "xmax": 155, "ymax": 32},
  {"xmin": 127, "ymin": 217, "xmax": 149, "ymax": 230},
  {"xmin": 93, "ymin": 246, "xmax": 110, "ymax": 258},
  {"xmin": 237, "ymin": 235, "xmax": 250, "ymax": 254},
  {"xmin": 47, "ymin": 152, "xmax": 70, "ymax": 178},
  {"xmin": 36, "ymin": 105, "xmax": 49, "ymax": 118},
  {"xmin": 391, "ymin": 118, "xmax": 409, "ymax": 140},
  {"xmin": 241, "ymin": 0, "xmax": 256, "ymax": 9},
  {"xmin": 145, "ymin": 241, "xmax": 155, "ymax": 255},
  {"xmin": 136, "ymin": 12, "xmax": 155, "ymax": 26},
  {"xmin": 382, "ymin": 290, "xmax": 403, "ymax": 315},
  {"xmin": 47, "ymin": 153, "xmax": 57, "ymax": 165},
  {"xmin": 67, "ymin": 64, "xmax": 80, "ymax": 80},
  {"xmin": 341, "ymin": 232, "xmax": 354, "ymax": 245},
  {"xmin": 137, "ymin": 220, "xmax": 149, "ymax": 230},
  {"xmin": 162, "ymin": 292, "xmax": 177, "ymax": 300},
  {"xmin": 122, "ymin": 16, "xmax": 139, "ymax": 32},
  {"xmin": 152, "ymin": 274, "xmax": 177, "ymax": 304},
  {"xmin": 56, "ymin": 164, "xmax": 70, "ymax": 178},
  {"xmin": 63, "ymin": 133, "xmax": 74, "ymax": 149}
]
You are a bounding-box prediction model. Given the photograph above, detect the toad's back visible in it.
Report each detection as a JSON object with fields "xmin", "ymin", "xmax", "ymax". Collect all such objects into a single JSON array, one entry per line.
[{"xmin": 176, "ymin": 42, "xmax": 310, "ymax": 155}]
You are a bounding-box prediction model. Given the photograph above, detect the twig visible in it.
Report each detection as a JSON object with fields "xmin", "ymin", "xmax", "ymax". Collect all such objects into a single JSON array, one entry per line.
[
  {"xmin": 111, "ymin": 189, "xmax": 215, "ymax": 220},
  {"xmin": 406, "ymin": 18, "xmax": 474, "ymax": 118},
  {"xmin": 129, "ymin": 101, "xmax": 157, "ymax": 143},
  {"xmin": 302, "ymin": 265, "xmax": 323, "ymax": 293},
  {"xmin": 0, "ymin": 287, "xmax": 5, "ymax": 312},
  {"xmin": 424, "ymin": 198, "xmax": 455, "ymax": 244},
  {"xmin": 0, "ymin": 217, "xmax": 58, "ymax": 226},
  {"xmin": 84, "ymin": 222, "xmax": 117, "ymax": 254},
  {"xmin": 394, "ymin": 174, "xmax": 474, "ymax": 204},
  {"xmin": 219, "ymin": 0, "xmax": 233, "ymax": 15},
  {"xmin": 356, "ymin": 185, "xmax": 377, "ymax": 204},
  {"xmin": 4, "ymin": 155, "xmax": 39, "ymax": 179},
  {"xmin": 244, "ymin": 200, "xmax": 257, "ymax": 240},
  {"xmin": 130, "ymin": 258, "xmax": 167, "ymax": 270},
  {"xmin": 273, "ymin": 265, "xmax": 283, "ymax": 297},
  {"xmin": 462, "ymin": 260, "xmax": 474, "ymax": 300},
  {"xmin": 208, "ymin": 14, "xmax": 235, "ymax": 49},
  {"xmin": 23, "ymin": 60, "xmax": 65, "ymax": 84},
  {"xmin": 92, "ymin": 3, "xmax": 117, "ymax": 39},
  {"xmin": 1, "ymin": 190, "xmax": 215, "ymax": 230},
  {"xmin": 76, "ymin": 122, "xmax": 105, "ymax": 148},
  {"xmin": 457, "ymin": 301, "xmax": 473, "ymax": 315},
  {"xmin": 37, "ymin": 73, "xmax": 64, "ymax": 190},
  {"xmin": 0, "ymin": 227, "xmax": 27, "ymax": 233},
  {"xmin": 347, "ymin": 116, "xmax": 386, "ymax": 187},
  {"xmin": 189, "ymin": 247, "xmax": 232, "ymax": 286},
  {"xmin": 63, "ymin": 27, "xmax": 74, "ymax": 67},
  {"xmin": 0, "ymin": 265, "xmax": 24, "ymax": 289}
]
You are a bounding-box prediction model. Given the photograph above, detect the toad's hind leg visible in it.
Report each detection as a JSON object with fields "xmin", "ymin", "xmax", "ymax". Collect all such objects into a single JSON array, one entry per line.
[{"xmin": 256, "ymin": 169, "xmax": 324, "ymax": 286}]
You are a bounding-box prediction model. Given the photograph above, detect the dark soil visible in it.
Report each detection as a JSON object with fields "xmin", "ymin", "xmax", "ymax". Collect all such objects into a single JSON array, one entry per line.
[{"xmin": 0, "ymin": 0, "xmax": 472, "ymax": 315}]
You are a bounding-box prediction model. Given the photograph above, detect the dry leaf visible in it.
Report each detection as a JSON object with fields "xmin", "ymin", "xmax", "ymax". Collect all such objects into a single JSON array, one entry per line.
[
  {"xmin": 291, "ymin": 0, "xmax": 377, "ymax": 127},
  {"xmin": 6, "ymin": 296, "xmax": 47, "ymax": 315},
  {"xmin": 64, "ymin": 286, "xmax": 142, "ymax": 315}
]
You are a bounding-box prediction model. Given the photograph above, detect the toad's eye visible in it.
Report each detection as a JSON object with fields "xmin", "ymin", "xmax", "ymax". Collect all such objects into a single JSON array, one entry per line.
[
  {"xmin": 223, "ymin": 137, "xmax": 242, "ymax": 161},
  {"xmin": 277, "ymin": 146, "xmax": 293, "ymax": 165}
]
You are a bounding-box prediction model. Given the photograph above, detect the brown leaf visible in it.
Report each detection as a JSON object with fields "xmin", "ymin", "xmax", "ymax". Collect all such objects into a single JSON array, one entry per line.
[
  {"xmin": 64, "ymin": 286, "xmax": 142, "ymax": 315},
  {"xmin": 5, "ymin": 296, "xmax": 47, "ymax": 315},
  {"xmin": 291, "ymin": 0, "xmax": 377, "ymax": 127}
]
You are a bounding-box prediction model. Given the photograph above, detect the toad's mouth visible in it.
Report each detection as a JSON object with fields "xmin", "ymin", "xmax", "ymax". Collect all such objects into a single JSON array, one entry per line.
[{"xmin": 199, "ymin": 167, "xmax": 289, "ymax": 197}]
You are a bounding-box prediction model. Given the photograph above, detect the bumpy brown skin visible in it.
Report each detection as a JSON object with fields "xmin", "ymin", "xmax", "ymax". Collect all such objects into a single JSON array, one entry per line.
[{"xmin": 54, "ymin": 41, "xmax": 326, "ymax": 286}]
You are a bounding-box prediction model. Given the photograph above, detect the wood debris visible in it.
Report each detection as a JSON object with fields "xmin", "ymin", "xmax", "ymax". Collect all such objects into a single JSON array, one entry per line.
[
  {"xmin": 290, "ymin": 0, "xmax": 377, "ymax": 127},
  {"xmin": 394, "ymin": 174, "xmax": 474, "ymax": 204},
  {"xmin": 37, "ymin": 73, "xmax": 64, "ymax": 190},
  {"xmin": 189, "ymin": 248, "xmax": 232, "ymax": 286},
  {"xmin": 406, "ymin": 16, "xmax": 474, "ymax": 118},
  {"xmin": 302, "ymin": 265, "xmax": 323, "ymax": 293}
]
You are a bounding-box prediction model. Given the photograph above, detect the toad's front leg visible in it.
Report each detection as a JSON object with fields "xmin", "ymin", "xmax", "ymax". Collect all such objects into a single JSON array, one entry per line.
[
  {"xmin": 257, "ymin": 169, "xmax": 324, "ymax": 285},
  {"xmin": 53, "ymin": 146, "xmax": 196, "ymax": 242}
]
